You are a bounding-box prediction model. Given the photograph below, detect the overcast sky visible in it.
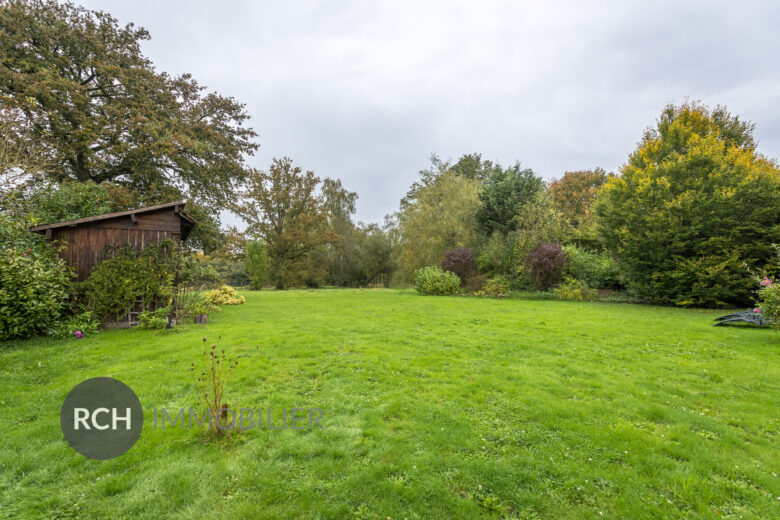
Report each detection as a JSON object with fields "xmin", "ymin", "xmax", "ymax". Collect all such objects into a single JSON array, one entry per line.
[{"xmin": 81, "ymin": 0, "xmax": 780, "ymax": 226}]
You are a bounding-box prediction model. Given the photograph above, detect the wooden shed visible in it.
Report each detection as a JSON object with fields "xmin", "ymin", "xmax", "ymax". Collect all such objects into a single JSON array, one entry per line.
[{"xmin": 30, "ymin": 200, "xmax": 196, "ymax": 282}]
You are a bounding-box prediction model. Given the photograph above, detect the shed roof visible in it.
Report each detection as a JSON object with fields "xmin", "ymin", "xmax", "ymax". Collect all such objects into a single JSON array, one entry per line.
[{"xmin": 30, "ymin": 200, "xmax": 197, "ymax": 239}]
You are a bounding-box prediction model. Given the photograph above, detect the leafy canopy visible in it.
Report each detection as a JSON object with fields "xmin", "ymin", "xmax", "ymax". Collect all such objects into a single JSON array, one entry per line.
[
  {"xmin": 1, "ymin": 179, "xmax": 223, "ymax": 253},
  {"xmin": 595, "ymin": 102, "xmax": 780, "ymax": 307},
  {"xmin": 477, "ymin": 192, "xmax": 566, "ymax": 285},
  {"xmin": 401, "ymin": 153, "xmax": 499, "ymax": 208},
  {"xmin": 0, "ymin": 0, "xmax": 257, "ymax": 208},
  {"xmin": 0, "ymin": 213, "xmax": 70, "ymax": 339},
  {"xmin": 397, "ymin": 171, "xmax": 482, "ymax": 280},
  {"xmin": 549, "ymin": 168, "xmax": 612, "ymax": 243},
  {"xmin": 231, "ymin": 158, "xmax": 335, "ymax": 289},
  {"xmin": 320, "ymin": 178, "xmax": 359, "ymax": 286},
  {"xmin": 244, "ymin": 239, "xmax": 270, "ymax": 290},
  {"xmin": 0, "ymin": 108, "xmax": 49, "ymax": 189},
  {"xmin": 476, "ymin": 164, "xmax": 544, "ymax": 235}
]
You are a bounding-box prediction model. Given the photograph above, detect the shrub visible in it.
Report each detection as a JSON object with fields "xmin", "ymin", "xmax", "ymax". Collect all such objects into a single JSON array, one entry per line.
[
  {"xmin": 170, "ymin": 253, "xmax": 221, "ymax": 322},
  {"xmin": 756, "ymin": 276, "xmax": 780, "ymax": 328},
  {"xmin": 528, "ymin": 242, "xmax": 567, "ymax": 290},
  {"xmin": 83, "ymin": 240, "xmax": 178, "ymax": 321},
  {"xmin": 595, "ymin": 102, "xmax": 780, "ymax": 307},
  {"xmin": 553, "ymin": 278, "xmax": 598, "ymax": 302},
  {"xmin": 476, "ymin": 232, "xmax": 514, "ymax": 279},
  {"xmin": 138, "ymin": 307, "xmax": 170, "ymax": 330},
  {"xmin": 476, "ymin": 275, "xmax": 509, "ymax": 298},
  {"xmin": 562, "ymin": 245, "xmax": 622, "ymax": 290},
  {"xmin": 752, "ymin": 245, "xmax": 780, "ymax": 327},
  {"xmin": 476, "ymin": 193, "xmax": 566, "ymax": 287},
  {"xmin": 414, "ymin": 266, "xmax": 461, "ymax": 295},
  {"xmin": 179, "ymin": 253, "xmax": 221, "ymax": 289},
  {"xmin": 440, "ymin": 248, "xmax": 477, "ymax": 285},
  {"xmin": 0, "ymin": 219, "xmax": 71, "ymax": 340},
  {"xmin": 190, "ymin": 300, "xmax": 220, "ymax": 316},
  {"xmin": 83, "ymin": 255, "xmax": 138, "ymax": 319},
  {"xmin": 51, "ymin": 311, "xmax": 100, "ymax": 338},
  {"xmin": 204, "ymin": 285, "xmax": 246, "ymax": 305}
]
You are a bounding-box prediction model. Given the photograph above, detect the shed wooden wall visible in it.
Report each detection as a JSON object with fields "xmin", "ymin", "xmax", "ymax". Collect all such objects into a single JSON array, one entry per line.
[{"xmin": 52, "ymin": 209, "xmax": 183, "ymax": 281}]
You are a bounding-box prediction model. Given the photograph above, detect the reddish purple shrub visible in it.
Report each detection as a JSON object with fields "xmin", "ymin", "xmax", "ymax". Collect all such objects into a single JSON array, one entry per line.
[
  {"xmin": 528, "ymin": 242, "xmax": 568, "ymax": 290},
  {"xmin": 440, "ymin": 248, "xmax": 477, "ymax": 286}
]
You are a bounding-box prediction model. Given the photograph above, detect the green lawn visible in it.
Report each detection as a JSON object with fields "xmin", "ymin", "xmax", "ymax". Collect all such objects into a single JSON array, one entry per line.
[{"xmin": 0, "ymin": 289, "xmax": 778, "ymax": 519}]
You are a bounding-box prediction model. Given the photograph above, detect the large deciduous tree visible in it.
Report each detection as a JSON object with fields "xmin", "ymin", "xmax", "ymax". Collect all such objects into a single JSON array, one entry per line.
[
  {"xmin": 476, "ymin": 163, "xmax": 544, "ymax": 235},
  {"xmin": 320, "ymin": 177, "xmax": 359, "ymax": 286},
  {"xmin": 0, "ymin": 108, "xmax": 49, "ymax": 190},
  {"xmin": 354, "ymin": 223, "xmax": 394, "ymax": 287},
  {"xmin": 595, "ymin": 102, "xmax": 780, "ymax": 307},
  {"xmin": 397, "ymin": 171, "xmax": 482, "ymax": 280},
  {"xmin": 549, "ymin": 168, "xmax": 611, "ymax": 244},
  {"xmin": 0, "ymin": 0, "xmax": 257, "ymax": 208},
  {"xmin": 231, "ymin": 157, "xmax": 335, "ymax": 289}
]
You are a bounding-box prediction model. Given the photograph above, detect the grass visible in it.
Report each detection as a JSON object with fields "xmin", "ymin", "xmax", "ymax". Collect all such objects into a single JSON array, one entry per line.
[{"xmin": 0, "ymin": 289, "xmax": 778, "ymax": 519}]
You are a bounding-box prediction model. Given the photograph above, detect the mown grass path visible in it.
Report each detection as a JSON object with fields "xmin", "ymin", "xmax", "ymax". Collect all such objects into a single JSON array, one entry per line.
[{"xmin": 0, "ymin": 289, "xmax": 777, "ymax": 519}]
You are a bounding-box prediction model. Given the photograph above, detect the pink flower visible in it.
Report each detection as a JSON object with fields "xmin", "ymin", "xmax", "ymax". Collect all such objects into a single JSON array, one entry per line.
[
  {"xmin": 760, "ymin": 277, "xmax": 773, "ymax": 287},
  {"xmin": 73, "ymin": 331, "xmax": 84, "ymax": 339},
  {"xmin": 754, "ymin": 308, "xmax": 761, "ymax": 313}
]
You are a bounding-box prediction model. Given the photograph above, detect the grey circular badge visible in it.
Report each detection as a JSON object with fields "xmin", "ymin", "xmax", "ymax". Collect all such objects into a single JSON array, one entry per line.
[{"xmin": 60, "ymin": 377, "xmax": 143, "ymax": 460}]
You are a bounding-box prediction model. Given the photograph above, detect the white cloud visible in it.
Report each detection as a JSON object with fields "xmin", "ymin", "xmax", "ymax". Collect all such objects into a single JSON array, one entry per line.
[{"xmin": 80, "ymin": 0, "xmax": 780, "ymax": 225}]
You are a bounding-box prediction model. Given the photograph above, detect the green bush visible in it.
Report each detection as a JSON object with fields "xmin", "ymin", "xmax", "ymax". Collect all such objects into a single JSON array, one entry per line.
[
  {"xmin": 0, "ymin": 217, "xmax": 71, "ymax": 340},
  {"xmin": 179, "ymin": 253, "xmax": 221, "ymax": 289},
  {"xmin": 414, "ymin": 266, "xmax": 461, "ymax": 295},
  {"xmin": 553, "ymin": 278, "xmax": 598, "ymax": 302},
  {"xmin": 476, "ymin": 275, "xmax": 509, "ymax": 298},
  {"xmin": 476, "ymin": 165, "xmax": 544, "ymax": 235},
  {"xmin": 52, "ymin": 311, "xmax": 100, "ymax": 338},
  {"xmin": 83, "ymin": 255, "xmax": 137, "ymax": 318},
  {"xmin": 562, "ymin": 245, "xmax": 622, "ymax": 290},
  {"xmin": 190, "ymin": 300, "xmax": 220, "ymax": 316},
  {"xmin": 138, "ymin": 307, "xmax": 170, "ymax": 330},
  {"xmin": 83, "ymin": 240, "xmax": 178, "ymax": 321}
]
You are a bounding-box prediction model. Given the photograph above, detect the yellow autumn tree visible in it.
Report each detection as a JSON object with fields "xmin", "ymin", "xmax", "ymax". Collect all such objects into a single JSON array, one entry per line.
[{"xmin": 595, "ymin": 102, "xmax": 780, "ymax": 307}]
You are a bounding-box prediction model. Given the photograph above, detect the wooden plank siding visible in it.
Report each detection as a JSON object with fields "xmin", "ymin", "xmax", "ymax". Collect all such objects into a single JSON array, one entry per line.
[{"xmin": 34, "ymin": 203, "xmax": 195, "ymax": 282}]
